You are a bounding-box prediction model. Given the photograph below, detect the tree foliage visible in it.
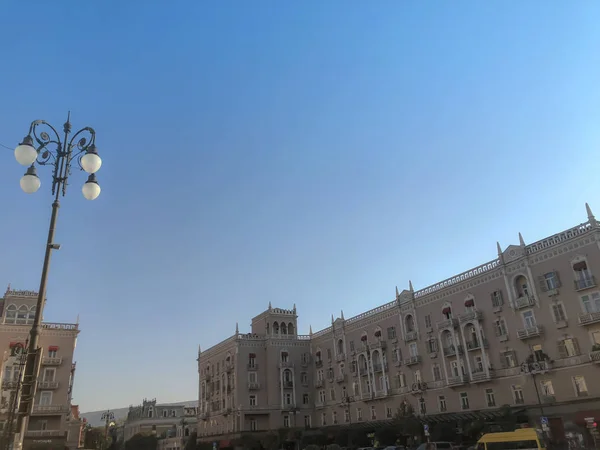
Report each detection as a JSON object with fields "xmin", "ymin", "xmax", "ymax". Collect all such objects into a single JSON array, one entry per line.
[
  {"xmin": 85, "ymin": 427, "xmax": 110, "ymax": 450},
  {"xmin": 260, "ymin": 432, "xmax": 279, "ymax": 450},
  {"xmin": 393, "ymin": 401, "xmax": 422, "ymax": 437},
  {"xmin": 125, "ymin": 433, "xmax": 158, "ymax": 450}
]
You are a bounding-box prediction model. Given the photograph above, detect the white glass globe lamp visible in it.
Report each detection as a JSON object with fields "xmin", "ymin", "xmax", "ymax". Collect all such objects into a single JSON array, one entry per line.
[
  {"xmin": 14, "ymin": 136, "xmax": 37, "ymax": 166},
  {"xmin": 80, "ymin": 144, "xmax": 102, "ymax": 174},
  {"xmin": 20, "ymin": 165, "xmax": 41, "ymax": 194},
  {"xmin": 82, "ymin": 174, "xmax": 101, "ymax": 200}
]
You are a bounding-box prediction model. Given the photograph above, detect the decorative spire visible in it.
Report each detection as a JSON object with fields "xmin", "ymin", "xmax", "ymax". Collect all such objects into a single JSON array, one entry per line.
[
  {"xmin": 341, "ymin": 310, "xmax": 345, "ymax": 320},
  {"xmin": 198, "ymin": 345, "xmax": 201, "ymax": 356},
  {"xmin": 235, "ymin": 322, "xmax": 239, "ymax": 334},
  {"xmin": 409, "ymin": 280, "xmax": 414, "ymax": 292},
  {"xmin": 395, "ymin": 286, "xmax": 400, "ymax": 298},
  {"xmin": 309, "ymin": 325, "xmax": 313, "ymax": 336},
  {"xmin": 497, "ymin": 242, "xmax": 505, "ymax": 264},
  {"xmin": 331, "ymin": 314, "xmax": 334, "ymax": 324},
  {"xmin": 268, "ymin": 301, "xmax": 272, "ymax": 310},
  {"xmin": 587, "ymin": 203, "xmax": 597, "ymax": 226},
  {"xmin": 293, "ymin": 303, "xmax": 296, "ymax": 313},
  {"xmin": 518, "ymin": 232, "xmax": 526, "ymax": 247},
  {"xmin": 76, "ymin": 314, "xmax": 80, "ymax": 325}
]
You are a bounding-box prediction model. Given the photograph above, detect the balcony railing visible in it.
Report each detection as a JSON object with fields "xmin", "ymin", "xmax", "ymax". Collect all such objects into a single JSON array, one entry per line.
[
  {"xmin": 437, "ymin": 318, "xmax": 459, "ymax": 330},
  {"xmin": 42, "ymin": 357, "xmax": 62, "ymax": 366},
  {"xmin": 466, "ymin": 338, "xmax": 489, "ymax": 351},
  {"xmin": 404, "ymin": 331, "xmax": 418, "ymax": 342},
  {"xmin": 517, "ymin": 325, "xmax": 544, "ymax": 339},
  {"xmin": 471, "ymin": 369, "xmax": 495, "ymax": 383},
  {"xmin": 336, "ymin": 353, "xmax": 346, "ymax": 362},
  {"xmin": 442, "ymin": 345, "xmax": 463, "ymax": 357},
  {"xmin": 458, "ymin": 310, "xmax": 483, "ymax": 323},
  {"xmin": 372, "ymin": 362, "xmax": 388, "ymax": 372},
  {"xmin": 578, "ymin": 311, "xmax": 600, "ymax": 326},
  {"xmin": 514, "ymin": 295, "xmax": 536, "ymax": 310},
  {"xmin": 38, "ymin": 381, "xmax": 59, "ymax": 389},
  {"xmin": 575, "ymin": 276, "xmax": 596, "ymax": 291},
  {"xmin": 31, "ymin": 405, "xmax": 69, "ymax": 415},
  {"xmin": 2, "ymin": 380, "xmax": 18, "ymax": 390},
  {"xmin": 405, "ymin": 355, "xmax": 421, "ymax": 366},
  {"xmin": 589, "ymin": 350, "xmax": 600, "ymax": 363},
  {"xmin": 447, "ymin": 375, "xmax": 468, "ymax": 387},
  {"xmin": 520, "ymin": 360, "xmax": 552, "ymax": 375},
  {"xmin": 370, "ymin": 340, "xmax": 387, "ymax": 350},
  {"xmin": 282, "ymin": 380, "xmax": 293, "ymax": 389},
  {"xmin": 247, "ymin": 382, "xmax": 260, "ymax": 390},
  {"xmin": 24, "ymin": 430, "xmax": 66, "ymax": 438},
  {"xmin": 278, "ymin": 361, "xmax": 294, "ymax": 369}
]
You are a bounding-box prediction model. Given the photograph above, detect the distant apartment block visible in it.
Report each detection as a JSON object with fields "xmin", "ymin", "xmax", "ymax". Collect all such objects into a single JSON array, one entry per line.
[
  {"xmin": 197, "ymin": 204, "xmax": 600, "ymax": 443},
  {"xmin": 0, "ymin": 287, "xmax": 80, "ymax": 450}
]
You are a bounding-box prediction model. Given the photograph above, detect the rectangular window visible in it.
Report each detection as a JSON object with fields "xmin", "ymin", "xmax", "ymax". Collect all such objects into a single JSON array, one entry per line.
[
  {"xmin": 540, "ymin": 380, "xmax": 555, "ymax": 396},
  {"xmin": 327, "ymin": 349, "xmax": 332, "ymax": 360},
  {"xmin": 419, "ymin": 398, "xmax": 426, "ymax": 415},
  {"xmin": 353, "ymin": 383, "xmax": 359, "ymax": 396},
  {"xmin": 43, "ymin": 368, "xmax": 55, "ymax": 382},
  {"xmin": 349, "ymin": 341, "xmax": 355, "ymax": 351},
  {"xmin": 344, "ymin": 409, "xmax": 350, "ymax": 422},
  {"xmin": 581, "ymin": 292, "xmax": 600, "ymax": 313},
  {"xmin": 485, "ymin": 389, "xmax": 496, "ymax": 407},
  {"xmin": 427, "ymin": 339, "xmax": 438, "ymax": 353},
  {"xmin": 249, "ymin": 395, "xmax": 257, "ymax": 406},
  {"xmin": 248, "ymin": 372, "xmax": 257, "ymax": 383},
  {"xmin": 409, "ymin": 342, "xmax": 418, "ymax": 357},
  {"xmin": 494, "ymin": 318, "xmax": 507, "ymax": 336},
  {"xmin": 357, "ymin": 408, "xmax": 362, "ymax": 420},
  {"xmin": 250, "ymin": 419, "xmax": 257, "ymax": 431},
  {"xmin": 301, "ymin": 372, "xmax": 308, "ymax": 384},
  {"xmin": 284, "ymin": 393, "xmax": 292, "ymax": 405},
  {"xmin": 432, "ymin": 365, "xmax": 442, "ymax": 381},
  {"xmin": 319, "ymin": 390, "xmax": 326, "ymax": 402},
  {"xmin": 424, "ymin": 314, "xmax": 432, "ymax": 328},
  {"xmin": 386, "ymin": 407, "xmax": 393, "ymax": 418},
  {"xmin": 47, "ymin": 349, "xmax": 57, "ymax": 358},
  {"xmin": 552, "ymin": 303, "xmax": 567, "ymax": 322},
  {"xmin": 332, "ymin": 411, "xmax": 337, "ymax": 424},
  {"xmin": 304, "ymin": 416, "xmax": 311, "ymax": 428},
  {"xmin": 321, "ymin": 412, "xmax": 326, "ymax": 426},
  {"xmin": 501, "ymin": 351, "xmax": 517, "ymax": 368},
  {"xmin": 329, "ymin": 388, "xmax": 336, "ymax": 401},
  {"xmin": 460, "ymin": 392, "xmax": 469, "ymax": 410},
  {"xmin": 540, "ymin": 272, "xmax": 560, "ymax": 290},
  {"xmin": 558, "ymin": 338, "xmax": 580, "ymax": 358},
  {"xmin": 491, "ymin": 290, "xmax": 504, "ymax": 308},
  {"xmin": 303, "ymin": 393, "xmax": 309, "ymax": 405},
  {"xmin": 438, "ymin": 395, "xmax": 447, "ymax": 412},
  {"xmin": 387, "ymin": 327, "xmax": 396, "ymax": 340},
  {"xmin": 248, "ymin": 355, "xmax": 256, "ymax": 368},
  {"xmin": 573, "ymin": 376, "xmax": 588, "ymax": 397},
  {"xmin": 39, "ymin": 391, "xmax": 52, "ymax": 406},
  {"xmin": 592, "ymin": 330, "xmax": 600, "ymax": 345},
  {"xmin": 283, "ymin": 416, "xmax": 290, "ymax": 428},
  {"xmin": 370, "ymin": 405, "xmax": 376, "ymax": 420},
  {"xmin": 522, "ymin": 310, "xmax": 536, "ymax": 328}
]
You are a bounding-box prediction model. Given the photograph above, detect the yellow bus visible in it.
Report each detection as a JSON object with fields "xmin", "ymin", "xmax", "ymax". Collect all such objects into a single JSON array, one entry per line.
[{"xmin": 476, "ymin": 428, "xmax": 546, "ymax": 450}]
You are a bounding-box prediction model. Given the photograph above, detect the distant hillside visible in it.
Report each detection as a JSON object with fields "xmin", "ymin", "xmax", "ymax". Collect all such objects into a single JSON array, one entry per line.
[{"xmin": 82, "ymin": 400, "xmax": 197, "ymax": 428}]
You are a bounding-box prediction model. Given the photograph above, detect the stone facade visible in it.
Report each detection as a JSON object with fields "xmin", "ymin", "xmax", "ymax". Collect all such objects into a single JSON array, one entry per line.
[
  {"xmin": 123, "ymin": 399, "xmax": 197, "ymax": 442},
  {"xmin": 0, "ymin": 288, "xmax": 80, "ymax": 449},
  {"xmin": 197, "ymin": 204, "xmax": 600, "ymax": 442}
]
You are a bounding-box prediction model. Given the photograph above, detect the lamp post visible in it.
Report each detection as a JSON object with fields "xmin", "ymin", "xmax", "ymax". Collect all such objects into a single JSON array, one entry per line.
[
  {"xmin": 12, "ymin": 113, "xmax": 102, "ymax": 449},
  {"xmin": 520, "ymin": 352, "xmax": 551, "ymax": 437},
  {"xmin": 101, "ymin": 411, "xmax": 115, "ymax": 450}
]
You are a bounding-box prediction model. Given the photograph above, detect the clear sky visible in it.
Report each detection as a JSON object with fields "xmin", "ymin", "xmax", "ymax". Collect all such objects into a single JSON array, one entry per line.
[{"xmin": 1, "ymin": 1, "xmax": 599, "ymax": 412}]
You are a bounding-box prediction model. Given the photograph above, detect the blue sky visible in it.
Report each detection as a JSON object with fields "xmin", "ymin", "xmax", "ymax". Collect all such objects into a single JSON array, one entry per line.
[{"xmin": 1, "ymin": 1, "xmax": 599, "ymax": 412}]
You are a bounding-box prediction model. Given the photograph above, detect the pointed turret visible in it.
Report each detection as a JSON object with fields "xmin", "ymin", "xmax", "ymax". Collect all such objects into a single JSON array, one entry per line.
[
  {"xmin": 409, "ymin": 280, "xmax": 414, "ymax": 292},
  {"xmin": 268, "ymin": 301, "xmax": 272, "ymax": 310},
  {"xmin": 331, "ymin": 314, "xmax": 334, "ymax": 324},
  {"xmin": 587, "ymin": 203, "xmax": 597, "ymax": 226},
  {"xmin": 293, "ymin": 303, "xmax": 296, "ymax": 313},
  {"xmin": 235, "ymin": 322, "xmax": 239, "ymax": 334},
  {"xmin": 341, "ymin": 310, "xmax": 345, "ymax": 320},
  {"xmin": 519, "ymin": 232, "xmax": 526, "ymax": 247},
  {"xmin": 497, "ymin": 242, "xmax": 504, "ymax": 264},
  {"xmin": 395, "ymin": 286, "xmax": 400, "ymax": 298},
  {"xmin": 309, "ymin": 325, "xmax": 313, "ymax": 336}
]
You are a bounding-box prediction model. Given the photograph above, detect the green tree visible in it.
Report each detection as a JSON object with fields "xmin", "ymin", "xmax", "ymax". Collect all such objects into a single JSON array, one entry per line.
[
  {"xmin": 125, "ymin": 433, "xmax": 158, "ymax": 450},
  {"xmin": 376, "ymin": 425, "xmax": 398, "ymax": 446},
  {"xmin": 393, "ymin": 402, "xmax": 422, "ymax": 438},
  {"xmin": 85, "ymin": 427, "xmax": 110, "ymax": 450},
  {"xmin": 348, "ymin": 428, "xmax": 371, "ymax": 448}
]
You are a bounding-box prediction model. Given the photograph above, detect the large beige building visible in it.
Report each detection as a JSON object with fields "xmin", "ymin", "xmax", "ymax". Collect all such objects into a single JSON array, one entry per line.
[
  {"xmin": 0, "ymin": 287, "xmax": 80, "ymax": 449},
  {"xmin": 197, "ymin": 204, "xmax": 600, "ymax": 443}
]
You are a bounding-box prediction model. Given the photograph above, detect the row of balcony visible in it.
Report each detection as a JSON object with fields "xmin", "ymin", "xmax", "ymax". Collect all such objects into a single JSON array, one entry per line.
[
  {"xmin": 25, "ymin": 430, "xmax": 66, "ymax": 438},
  {"xmin": 2, "ymin": 380, "xmax": 60, "ymax": 390}
]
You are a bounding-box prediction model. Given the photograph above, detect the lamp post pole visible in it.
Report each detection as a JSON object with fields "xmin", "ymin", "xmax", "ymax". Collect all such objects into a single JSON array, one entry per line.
[
  {"xmin": 12, "ymin": 113, "xmax": 103, "ymax": 450},
  {"xmin": 341, "ymin": 395, "xmax": 355, "ymax": 448}
]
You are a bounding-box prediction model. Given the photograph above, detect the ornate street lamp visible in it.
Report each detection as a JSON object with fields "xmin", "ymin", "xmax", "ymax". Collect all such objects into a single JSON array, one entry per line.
[{"xmin": 12, "ymin": 113, "xmax": 102, "ymax": 449}]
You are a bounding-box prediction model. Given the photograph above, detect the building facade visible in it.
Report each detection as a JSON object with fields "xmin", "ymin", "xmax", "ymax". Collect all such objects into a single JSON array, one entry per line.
[
  {"xmin": 123, "ymin": 399, "xmax": 197, "ymax": 442},
  {"xmin": 0, "ymin": 287, "xmax": 80, "ymax": 449},
  {"xmin": 197, "ymin": 204, "xmax": 600, "ymax": 442}
]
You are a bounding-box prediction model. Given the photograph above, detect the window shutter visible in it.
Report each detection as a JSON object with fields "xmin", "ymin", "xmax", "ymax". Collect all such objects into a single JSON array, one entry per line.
[
  {"xmin": 572, "ymin": 338, "xmax": 581, "ymax": 356},
  {"xmin": 557, "ymin": 340, "xmax": 568, "ymax": 359},
  {"xmin": 553, "ymin": 271, "xmax": 562, "ymax": 288},
  {"xmin": 537, "ymin": 275, "xmax": 548, "ymax": 292}
]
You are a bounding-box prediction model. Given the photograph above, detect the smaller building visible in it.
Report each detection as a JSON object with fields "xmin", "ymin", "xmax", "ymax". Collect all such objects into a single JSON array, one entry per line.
[{"xmin": 123, "ymin": 399, "xmax": 197, "ymax": 443}]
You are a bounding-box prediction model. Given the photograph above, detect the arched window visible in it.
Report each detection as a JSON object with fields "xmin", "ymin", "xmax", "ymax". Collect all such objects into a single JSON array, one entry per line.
[
  {"xmin": 288, "ymin": 322, "xmax": 295, "ymax": 335},
  {"xmin": 273, "ymin": 322, "xmax": 280, "ymax": 335},
  {"xmin": 405, "ymin": 315, "xmax": 415, "ymax": 332},
  {"xmin": 283, "ymin": 369, "xmax": 292, "ymax": 382},
  {"xmin": 281, "ymin": 323, "xmax": 287, "ymax": 335},
  {"xmin": 16, "ymin": 306, "xmax": 28, "ymax": 324},
  {"xmin": 5, "ymin": 305, "xmax": 16, "ymax": 323},
  {"xmin": 515, "ymin": 275, "xmax": 529, "ymax": 298},
  {"xmin": 442, "ymin": 305, "xmax": 452, "ymax": 320},
  {"xmin": 148, "ymin": 407, "xmax": 154, "ymax": 418},
  {"xmin": 464, "ymin": 296, "xmax": 475, "ymax": 312},
  {"xmin": 337, "ymin": 339, "xmax": 344, "ymax": 355},
  {"xmin": 27, "ymin": 306, "xmax": 36, "ymax": 324}
]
